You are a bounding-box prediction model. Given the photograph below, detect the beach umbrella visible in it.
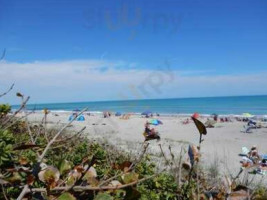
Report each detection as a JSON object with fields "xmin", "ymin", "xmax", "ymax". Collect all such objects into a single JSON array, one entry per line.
[
  {"xmin": 141, "ymin": 110, "xmax": 152, "ymax": 116},
  {"xmin": 157, "ymin": 119, "xmax": 163, "ymax": 125},
  {"xmin": 77, "ymin": 115, "xmax": 85, "ymax": 121},
  {"xmin": 68, "ymin": 115, "xmax": 75, "ymax": 121},
  {"xmin": 205, "ymin": 119, "xmax": 217, "ymax": 128},
  {"xmin": 115, "ymin": 112, "xmax": 122, "ymax": 116},
  {"xmin": 242, "ymin": 113, "xmax": 254, "ymax": 118},
  {"xmin": 149, "ymin": 119, "xmax": 163, "ymax": 125},
  {"xmin": 192, "ymin": 112, "xmax": 200, "ymax": 119}
]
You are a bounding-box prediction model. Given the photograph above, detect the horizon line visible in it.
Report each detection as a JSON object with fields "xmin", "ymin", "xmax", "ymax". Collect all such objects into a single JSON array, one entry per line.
[{"xmin": 11, "ymin": 94, "xmax": 267, "ymax": 107}]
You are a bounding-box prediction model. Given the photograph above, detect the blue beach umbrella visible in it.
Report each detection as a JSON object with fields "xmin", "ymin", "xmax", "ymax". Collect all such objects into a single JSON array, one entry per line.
[
  {"xmin": 77, "ymin": 115, "xmax": 85, "ymax": 121},
  {"xmin": 149, "ymin": 119, "xmax": 163, "ymax": 125},
  {"xmin": 141, "ymin": 110, "xmax": 152, "ymax": 116},
  {"xmin": 68, "ymin": 115, "xmax": 75, "ymax": 121},
  {"xmin": 115, "ymin": 112, "xmax": 122, "ymax": 116}
]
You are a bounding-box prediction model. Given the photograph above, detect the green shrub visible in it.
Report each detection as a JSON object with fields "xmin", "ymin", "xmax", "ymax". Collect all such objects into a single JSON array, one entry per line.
[{"xmin": 0, "ymin": 104, "xmax": 11, "ymax": 117}]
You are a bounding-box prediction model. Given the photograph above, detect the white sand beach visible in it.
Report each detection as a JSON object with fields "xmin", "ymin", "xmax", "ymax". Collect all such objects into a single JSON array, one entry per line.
[{"xmin": 24, "ymin": 111, "xmax": 267, "ymax": 181}]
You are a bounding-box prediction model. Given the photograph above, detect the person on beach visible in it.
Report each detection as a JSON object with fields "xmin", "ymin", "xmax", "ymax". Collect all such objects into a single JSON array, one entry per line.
[
  {"xmin": 144, "ymin": 122, "xmax": 156, "ymax": 136},
  {"xmin": 248, "ymin": 145, "xmax": 260, "ymax": 163},
  {"xmin": 143, "ymin": 122, "xmax": 160, "ymax": 141}
]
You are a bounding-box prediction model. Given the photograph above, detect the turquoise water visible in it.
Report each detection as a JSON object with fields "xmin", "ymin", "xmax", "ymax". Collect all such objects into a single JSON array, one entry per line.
[{"xmin": 12, "ymin": 95, "xmax": 267, "ymax": 115}]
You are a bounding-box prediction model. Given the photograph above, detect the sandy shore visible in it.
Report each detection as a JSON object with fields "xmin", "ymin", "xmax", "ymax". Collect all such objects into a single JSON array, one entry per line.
[{"xmin": 24, "ymin": 111, "xmax": 267, "ymax": 182}]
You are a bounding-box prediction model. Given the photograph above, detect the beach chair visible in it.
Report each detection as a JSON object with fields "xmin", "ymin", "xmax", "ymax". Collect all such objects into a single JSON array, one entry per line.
[
  {"xmin": 143, "ymin": 132, "xmax": 160, "ymax": 141},
  {"xmin": 242, "ymin": 124, "xmax": 256, "ymax": 133}
]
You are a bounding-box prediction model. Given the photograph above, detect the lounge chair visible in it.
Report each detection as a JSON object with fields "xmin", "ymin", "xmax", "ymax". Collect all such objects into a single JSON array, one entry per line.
[{"xmin": 143, "ymin": 132, "xmax": 160, "ymax": 141}]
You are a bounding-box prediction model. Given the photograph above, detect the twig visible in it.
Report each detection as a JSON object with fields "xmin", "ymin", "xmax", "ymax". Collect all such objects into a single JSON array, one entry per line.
[
  {"xmin": 54, "ymin": 126, "xmax": 86, "ymax": 143},
  {"xmin": 34, "ymin": 116, "xmax": 46, "ymax": 143},
  {"xmin": 1, "ymin": 96, "xmax": 30, "ymax": 128},
  {"xmin": 177, "ymin": 146, "xmax": 184, "ymax": 189},
  {"xmin": 66, "ymin": 156, "xmax": 96, "ymax": 192},
  {"xmin": 43, "ymin": 111, "xmax": 49, "ymax": 142},
  {"xmin": 20, "ymin": 95, "xmax": 35, "ymax": 144},
  {"xmin": 3, "ymin": 110, "xmax": 34, "ymax": 130},
  {"xmin": 0, "ymin": 83, "xmax": 14, "ymax": 98},
  {"xmin": 17, "ymin": 184, "xmax": 29, "ymax": 200},
  {"xmin": 158, "ymin": 143, "xmax": 171, "ymax": 167},
  {"xmin": 22, "ymin": 170, "xmax": 164, "ymax": 195},
  {"xmin": 1, "ymin": 183, "xmax": 9, "ymax": 200}
]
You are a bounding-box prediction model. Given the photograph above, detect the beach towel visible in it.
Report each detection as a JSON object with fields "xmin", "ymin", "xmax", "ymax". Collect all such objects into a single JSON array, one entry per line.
[{"xmin": 242, "ymin": 147, "xmax": 250, "ymax": 155}]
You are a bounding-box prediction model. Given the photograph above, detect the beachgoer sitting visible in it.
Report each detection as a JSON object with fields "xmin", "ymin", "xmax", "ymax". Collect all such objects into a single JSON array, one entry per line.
[
  {"xmin": 248, "ymin": 120, "xmax": 256, "ymax": 126},
  {"xmin": 248, "ymin": 146, "xmax": 260, "ymax": 163},
  {"xmin": 143, "ymin": 122, "xmax": 160, "ymax": 141},
  {"xmin": 144, "ymin": 122, "xmax": 155, "ymax": 136},
  {"xmin": 182, "ymin": 118, "xmax": 190, "ymax": 125},
  {"xmin": 243, "ymin": 120, "xmax": 257, "ymax": 133},
  {"xmin": 103, "ymin": 111, "xmax": 110, "ymax": 118}
]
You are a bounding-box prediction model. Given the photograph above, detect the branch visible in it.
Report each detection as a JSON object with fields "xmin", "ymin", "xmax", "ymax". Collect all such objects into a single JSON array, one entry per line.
[
  {"xmin": 54, "ymin": 126, "xmax": 86, "ymax": 143},
  {"xmin": 0, "ymin": 83, "xmax": 14, "ymax": 98},
  {"xmin": 3, "ymin": 110, "xmax": 34, "ymax": 130},
  {"xmin": 1, "ymin": 183, "xmax": 8, "ymax": 200},
  {"xmin": 20, "ymin": 96, "xmax": 35, "ymax": 144},
  {"xmin": 17, "ymin": 185, "xmax": 29, "ymax": 200},
  {"xmin": 1, "ymin": 96, "xmax": 30, "ymax": 127},
  {"xmin": 159, "ymin": 143, "xmax": 171, "ymax": 167},
  {"xmin": 22, "ymin": 170, "xmax": 164, "ymax": 195}
]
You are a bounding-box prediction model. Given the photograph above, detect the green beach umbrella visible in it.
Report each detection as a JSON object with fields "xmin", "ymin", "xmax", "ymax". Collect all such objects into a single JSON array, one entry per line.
[
  {"xmin": 242, "ymin": 113, "xmax": 253, "ymax": 118},
  {"xmin": 205, "ymin": 119, "xmax": 217, "ymax": 128}
]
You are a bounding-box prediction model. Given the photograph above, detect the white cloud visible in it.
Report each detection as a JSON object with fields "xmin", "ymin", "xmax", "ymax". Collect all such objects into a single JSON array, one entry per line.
[{"xmin": 0, "ymin": 59, "xmax": 267, "ymax": 104}]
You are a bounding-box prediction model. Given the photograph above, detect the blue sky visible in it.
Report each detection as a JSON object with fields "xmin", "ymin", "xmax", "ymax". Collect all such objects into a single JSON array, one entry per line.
[{"xmin": 0, "ymin": 0, "xmax": 267, "ymax": 104}]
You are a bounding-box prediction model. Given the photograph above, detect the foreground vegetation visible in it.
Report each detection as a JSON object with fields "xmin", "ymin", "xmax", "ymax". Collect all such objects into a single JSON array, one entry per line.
[{"xmin": 0, "ymin": 92, "xmax": 267, "ymax": 199}]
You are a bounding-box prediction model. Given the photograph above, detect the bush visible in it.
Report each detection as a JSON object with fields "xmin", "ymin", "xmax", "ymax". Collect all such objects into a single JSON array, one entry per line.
[{"xmin": 0, "ymin": 103, "xmax": 11, "ymax": 118}]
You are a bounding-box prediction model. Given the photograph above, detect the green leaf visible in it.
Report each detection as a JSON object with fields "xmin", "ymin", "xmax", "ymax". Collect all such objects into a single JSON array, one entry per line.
[
  {"xmin": 94, "ymin": 193, "xmax": 113, "ymax": 200},
  {"xmin": 38, "ymin": 166, "xmax": 60, "ymax": 184},
  {"xmin": 191, "ymin": 117, "xmax": 207, "ymax": 135},
  {"xmin": 59, "ymin": 160, "xmax": 72, "ymax": 174},
  {"xmin": 124, "ymin": 188, "xmax": 141, "ymax": 200},
  {"xmin": 121, "ymin": 172, "xmax": 139, "ymax": 184},
  {"xmin": 58, "ymin": 192, "xmax": 76, "ymax": 200}
]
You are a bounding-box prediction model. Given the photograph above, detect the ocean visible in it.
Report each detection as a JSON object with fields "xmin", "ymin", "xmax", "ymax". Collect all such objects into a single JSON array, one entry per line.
[{"xmin": 12, "ymin": 95, "xmax": 267, "ymax": 115}]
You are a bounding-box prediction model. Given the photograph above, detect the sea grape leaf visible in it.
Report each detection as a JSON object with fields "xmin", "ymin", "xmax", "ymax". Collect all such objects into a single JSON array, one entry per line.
[
  {"xmin": 59, "ymin": 160, "xmax": 72, "ymax": 174},
  {"xmin": 124, "ymin": 188, "xmax": 141, "ymax": 200},
  {"xmin": 6, "ymin": 172, "xmax": 22, "ymax": 184},
  {"xmin": 94, "ymin": 193, "xmax": 113, "ymax": 200},
  {"xmin": 108, "ymin": 180, "xmax": 122, "ymax": 187},
  {"xmin": 66, "ymin": 175, "xmax": 76, "ymax": 186},
  {"xmin": 121, "ymin": 172, "xmax": 139, "ymax": 184},
  {"xmin": 38, "ymin": 166, "xmax": 60, "ymax": 188},
  {"xmin": 19, "ymin": 157, "xmax": 29, "ymax": 165},
  {"xmin": 191, "ymin": 117, "xmax": 207, "ymax": 135},
  {"xmin": 58, "ymin": 192, "xmax": 76, "ymax": 200},
  {"xmin": 83, "ymin": 167, "xmax": 98, "ymax": 186}
]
